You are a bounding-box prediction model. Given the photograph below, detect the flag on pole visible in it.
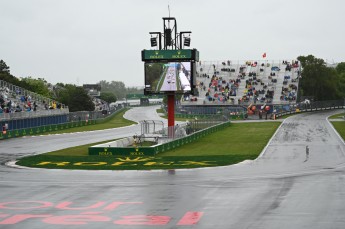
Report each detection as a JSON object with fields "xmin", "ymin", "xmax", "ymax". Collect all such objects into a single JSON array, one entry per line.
[{"xmin": 262, "ymin": 52, "xmax": 266, "ymax": 58}]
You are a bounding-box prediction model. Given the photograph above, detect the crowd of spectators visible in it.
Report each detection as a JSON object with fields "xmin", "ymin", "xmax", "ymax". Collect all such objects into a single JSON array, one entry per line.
[
  {"xmin": 93, "ymin": 97, "xmax": 109, "ymax": 114},
  {"xmin": 190, "ymin": 60, "xmax": 300, "ymax": 105},
  {"xmin": 0, "ymin": 85, "xmax": 62, "ymax": 115}
]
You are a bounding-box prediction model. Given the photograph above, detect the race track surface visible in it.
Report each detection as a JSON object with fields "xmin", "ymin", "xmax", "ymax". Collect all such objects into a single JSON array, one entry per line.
[{"xmin": 0, "ymin": 106, "xmax": 345, "ymax": 229}]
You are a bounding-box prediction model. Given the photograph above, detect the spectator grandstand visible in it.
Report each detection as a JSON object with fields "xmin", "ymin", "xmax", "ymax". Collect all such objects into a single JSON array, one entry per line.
[
  {"xmin": 82, "ymin": 84, "xmax": 110, "ymax": 113},
  {"xmin": 0, "ymin": 79, "xmax": 69, "ymax": 120},
  {"xmin": 183, "ymin": 60, "xmax": 300, "ymax": 106}
]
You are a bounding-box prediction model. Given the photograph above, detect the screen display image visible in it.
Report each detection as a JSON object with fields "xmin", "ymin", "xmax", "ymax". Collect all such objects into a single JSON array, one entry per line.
[{"xmin": 145, "ymin": 62, "xmax": 192, "ymax": 94}]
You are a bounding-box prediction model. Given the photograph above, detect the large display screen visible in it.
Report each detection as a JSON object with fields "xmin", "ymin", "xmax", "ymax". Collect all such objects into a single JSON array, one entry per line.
[{"xmin": 144, "ymin": 61, "xmax": 194, "ymax": 95}]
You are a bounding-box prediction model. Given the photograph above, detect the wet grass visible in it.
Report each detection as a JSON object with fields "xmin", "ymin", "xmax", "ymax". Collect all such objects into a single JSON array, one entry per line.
[
  {"xmin": 331, "ymin": 121, "xmax": 345, "ymax": 141},
  {"xmin": 41, "ymin": 109, "xmax": 136, "ymax": 135},
  {"xmin": 16, "ymin": 122, "xmax": 281, "ymax": 170},
  {"xmin": 159, "ymin": 122, "xmax": 280, "ymax": 156},
  {"xmin": 329, "ymin": 112, "xmax": 345, "ymax": 119}
]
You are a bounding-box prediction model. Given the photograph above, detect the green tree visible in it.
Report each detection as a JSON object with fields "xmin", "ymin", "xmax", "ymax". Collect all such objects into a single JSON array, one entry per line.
[
  {"xmin": 336, "ymin": 62, "xmax": 345, "ymax": 74},
  {"xmin": 0, "ymin": 60, "xmax": 10, "ymax": 74},
  {"xmin": 99, "ymin": 92, "xmax": 117, "ymax": 103},
  {"xmin": 0, "ymin": 60, "xmax": 23, "ymax": 86},
  {"xmin": 126, "ymin": 86, "xmax": 144, "ymax": 95},
  {"xmin": 55, "ymin": 84, "xmax": 95, "ymax": 112},
  {"xmin": 297, "ymin": 55, "xmax": 340, "ymax": 100},
  {"xmin": 21, "ymin": 77, "xmax": 51, "ymax": 97},
  {"xmin": 335, "ymin": 62, "xmax": 345, "ymax": 97},
  {"xmin": 99, "ymin": 80, "xmax": 127, "ymax": 100}
]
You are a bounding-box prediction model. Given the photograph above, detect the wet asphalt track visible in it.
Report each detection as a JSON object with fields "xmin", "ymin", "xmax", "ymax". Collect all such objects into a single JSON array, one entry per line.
[{"xmin": 0, "ymin": 106, "xmax": 345, "ymax": 229}]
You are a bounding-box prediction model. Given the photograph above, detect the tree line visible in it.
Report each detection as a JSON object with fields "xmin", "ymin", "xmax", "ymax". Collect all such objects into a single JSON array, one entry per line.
[{"xmin": 297, "ymin": 55, "xmax": 345, "ymax": 101}]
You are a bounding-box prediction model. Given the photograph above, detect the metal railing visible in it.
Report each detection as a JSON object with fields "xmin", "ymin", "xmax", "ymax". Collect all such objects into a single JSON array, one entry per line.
[
  {"xmin": 0, "ymin": 104, "xmax": 127, "ymax": 132},
  {"xmin": 175, "ymin": 99, "xmax": 344, "ymax": 121},
  {"xmin": 0, "ymin": 108, "xmax": 70, "ymax": 121},
  {"xmin": 156, "ymin": 116, "xmax": 227, "ymax": 141},
  {"xmin": 274, "ymin": 99, "xmax": 345, "ymax": 118}
]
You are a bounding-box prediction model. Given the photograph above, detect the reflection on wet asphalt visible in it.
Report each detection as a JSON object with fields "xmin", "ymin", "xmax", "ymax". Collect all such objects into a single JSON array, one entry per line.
[{"xmin": 0, "ymin": 107, "xmax": 344, "ymax": 228}]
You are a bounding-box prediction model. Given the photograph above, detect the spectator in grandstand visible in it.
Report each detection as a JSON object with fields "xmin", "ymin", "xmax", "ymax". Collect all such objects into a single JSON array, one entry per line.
[
  {"xmin": 24, "ymin": 104, "xmax": 31, "ymax": 111},
  {"xmin": 15, "ymin": 105, "xmax": 22, "ymax": 112},
  {"xmin": 0, "ymin": 96, "xmax": 4, "ymax": 105},
  {"xmin": 52, "ymin": 100, "xmax": 57, "ymax": 109},
  {"xmin": 20, "ymin": 95, "xmax": 25, "ymax": 103},
  {"xmin": 43, "ymin": 100, "xmax": 48, "ymax": 110},
  {"xmin": 33, "ymin": 101, "xmax": 37, "ymax": 111},
  {"xmin": 6, "ymin": 100, "xmax": 12, "ymax": 110}
]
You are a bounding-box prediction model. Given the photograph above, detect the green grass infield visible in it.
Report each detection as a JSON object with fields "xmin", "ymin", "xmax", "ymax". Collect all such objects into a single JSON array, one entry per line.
[
  {"xmin": 331, "ymin": 121, "xmax": 345, "ymax": 140},
  {"xmin": 40, "ymin": 108, "xmax": 137, "ymax": 135},
  {"xmin": 16, "ymin": 122, "xmax": 281, "ymax": 170},
  {"xmin": 329, "ymin": 112, "xmax": 345, "ymax": 119}
]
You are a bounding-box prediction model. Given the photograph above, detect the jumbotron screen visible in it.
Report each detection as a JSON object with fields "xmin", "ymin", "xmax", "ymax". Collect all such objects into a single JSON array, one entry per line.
[{"xmin": 144, "ymin": 61, "xmax": 194, "ymax": 95}]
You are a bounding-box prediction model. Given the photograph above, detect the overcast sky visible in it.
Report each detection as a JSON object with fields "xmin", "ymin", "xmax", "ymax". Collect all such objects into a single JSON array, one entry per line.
[{"xmin": 1, "ymin": 0, "xmax": 344, "ymax": 87}]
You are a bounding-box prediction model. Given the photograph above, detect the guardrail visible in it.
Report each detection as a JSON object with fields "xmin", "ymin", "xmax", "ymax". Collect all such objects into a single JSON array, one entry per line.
[{"xmin": 274, "ymin": 99, "xmax": 345, "ymax": 118}]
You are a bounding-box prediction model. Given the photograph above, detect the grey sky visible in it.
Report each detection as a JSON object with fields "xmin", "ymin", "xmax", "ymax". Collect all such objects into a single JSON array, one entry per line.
[{"xmin": 1, "ymin": 0, "xmax": 344, "ymax": 87}]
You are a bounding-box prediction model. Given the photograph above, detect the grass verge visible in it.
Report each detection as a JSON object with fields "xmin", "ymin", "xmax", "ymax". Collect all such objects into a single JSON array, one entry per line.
[
  {"xmin": 331, "ymin": 121, "xmax": 345, "ymax": 141},
  {"xmin": 329, "ymin": 112, "xmax": 345, "ymax": 119},
  {"xmin": 40, "ymin": 109, "xmax": 136, "ymax": 135},
  {"xmin": 16, "ymin": 122, "xmax": 281, "ymax": 170}
]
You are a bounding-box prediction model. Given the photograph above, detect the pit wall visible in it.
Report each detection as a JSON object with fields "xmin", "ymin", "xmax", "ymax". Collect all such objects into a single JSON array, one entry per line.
[{"xmin": 88, "ymin": 121, "xmax": 231, "ymax": 156}]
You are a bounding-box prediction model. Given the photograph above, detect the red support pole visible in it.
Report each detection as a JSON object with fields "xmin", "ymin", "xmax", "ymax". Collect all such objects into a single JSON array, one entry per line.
[{"xmin": 167, "ymin": 94, "xmax": 175, "ymax": 138}]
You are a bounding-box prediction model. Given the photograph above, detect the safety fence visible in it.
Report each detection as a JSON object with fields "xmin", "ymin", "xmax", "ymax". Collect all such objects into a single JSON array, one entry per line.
[
  {"xmin": 148, "ymin": 115, "xmax": 228, "ymax": 140},
  {"xmin": 88, "ymin": 121, "xmax": 230, "ymax": 156},
  {"xmin": 174, "ymin": 105, "xmax": 246, "ymax": 120},
  {"xmin": 0, "ymin": 119, "xmax": 97, "ymax": 140},
  {"xmin": 175, "ymin": 113, "xmax": 245, "ymax": 120},
  {"xmin": 274, "ymin": 99, "xmax": 345, "ymax": 118},
  {"xmin": 0, "ymin": 107, "xmax": 126, "ymax": 140},
  {"xmin": 0, "ymin": 108, "xmax": 70, "ymax": 121},
  {"xmin": 175, "ymin": 99, "xmax": 344, "ymax": 120}
]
